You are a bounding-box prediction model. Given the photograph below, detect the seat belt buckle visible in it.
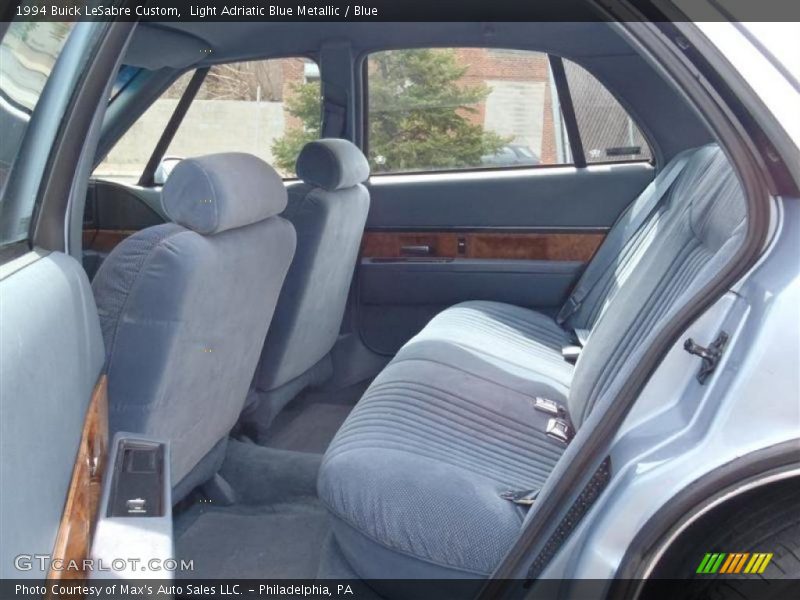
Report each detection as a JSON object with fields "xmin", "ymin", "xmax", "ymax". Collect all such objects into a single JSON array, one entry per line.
[
  {"xmin": 546, "ymin": 418, "xmax": 574, "ymax": 444},
  {"xmin": 532, "ymin": 397, "xmax": 563, "ymax": 417}
]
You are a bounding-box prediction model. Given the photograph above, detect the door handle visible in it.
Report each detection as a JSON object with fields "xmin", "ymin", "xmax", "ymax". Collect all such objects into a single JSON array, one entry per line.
[{"xmin": 400, "ymin": 244, "xmax": 433, "ymax": 256}]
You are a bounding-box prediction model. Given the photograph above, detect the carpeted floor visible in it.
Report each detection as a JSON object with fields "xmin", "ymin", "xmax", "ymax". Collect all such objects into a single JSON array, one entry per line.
[
  {"xmin": 257, "ymin": 381, "xmax": 368, "ymax": 454},
  {"xmin": 174, "ymin": 441, "xmax": 328, "ymax": 578},
  {"xmin": 174, "ymin": 382, "xmax": 368, "ymax": 579},
  {"xmin": 175, "ymin": 501, "xmax": 330, "ymax": 579}
]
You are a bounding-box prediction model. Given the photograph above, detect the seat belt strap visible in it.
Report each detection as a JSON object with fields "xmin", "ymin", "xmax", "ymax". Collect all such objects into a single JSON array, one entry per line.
[
  {"xmin": 319, "ymin": 41, "xmax": 353, "ymax": 139},
  {"xmin": 555, "ymin": 150, "xmax": 694, "ymax": 326},
  {"xmin": 322, "ymin": 99, "xmax": 347, "ymax": 138}
]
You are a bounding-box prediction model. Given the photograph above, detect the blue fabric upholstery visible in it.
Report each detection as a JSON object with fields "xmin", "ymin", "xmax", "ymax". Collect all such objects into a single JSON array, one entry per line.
[
  {"xmin": 248, "ymin": 140, "xmax": 370, "ymax": 429},
  {"xmin": 564, "ymin": 144, "xmax": 716, "ymax": 331},
  {"xmin": 295, "ymin": 138, "xmax": 370, "ymax": 191},
  {"xmin": 318, "ymin": 144, "xmax": 747, "ymax": 580},
  {"xmin": 318, "ymin": 357, "xmax": 566, "ymax": 578},
  {"xmin": 567, "ymin": 145, "xmax": 745, "ymax": 425},
  {"xmin": 93, "ymin": 154, "xmax": 296, "ymax": 490},
  {"xmin": 163, "ymin": 153, "xmax": 287, "ymax": 235},
  {"xmin": 398, "ymin": 301, "xmax": 574, "ymax": 400}
]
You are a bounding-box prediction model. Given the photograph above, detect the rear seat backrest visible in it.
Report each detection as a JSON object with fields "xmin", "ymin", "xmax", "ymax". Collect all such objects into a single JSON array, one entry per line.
[
  {"xmin": 563, "ymin": 145, "xmax": 709, "ymax": 331},
  {"xmin": 568, "ymin": 146, "xmax": 746, "ymax": 427}
]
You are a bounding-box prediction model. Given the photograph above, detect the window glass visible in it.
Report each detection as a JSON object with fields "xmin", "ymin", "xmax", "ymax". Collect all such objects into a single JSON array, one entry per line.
[
  {"xmin": 93, "ymin": 71, "xmax": 192, "ymax": 183},
  {"xmin": 109, "ymin": 64, "xmax": 140, "ymax": 101},
  {"xmin": 563, "ymin": 59, "xmax": 653, "ymax": 163},
  {"xmin": 0, "ymin": 21, "xmax": 75, "ymax": 245},
  {"xmin": 94, "ymin": 57, "xmax": 320, "ymax": 183},
  {"xmin": 366, "ymin": 48, "xmax": 569, "ymax": 174}
]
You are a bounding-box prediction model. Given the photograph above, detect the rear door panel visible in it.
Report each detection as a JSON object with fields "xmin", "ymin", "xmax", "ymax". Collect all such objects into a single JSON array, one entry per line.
[
  {"xmin": 357, "ymin": 163, "xmax": 653, "ymax": 354},
  {"xmin": 365, "ymin": 162, "xmax": 653, "ymax": 228}
]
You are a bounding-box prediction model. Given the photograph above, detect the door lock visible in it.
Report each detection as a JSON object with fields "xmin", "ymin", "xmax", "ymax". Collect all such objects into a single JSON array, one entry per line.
[{"xmin": 684, "ymin": 331, "xmax": 729, "ymax": 384}]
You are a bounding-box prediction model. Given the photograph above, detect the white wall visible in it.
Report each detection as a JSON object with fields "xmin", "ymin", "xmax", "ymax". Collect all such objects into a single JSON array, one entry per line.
[
  {"xmin": 483, "ymin": 80, "xmax": 546, "ymax": 155},
  {"xmin": 96, "ymin": 98, "xmax": 287, "ymax": 182}
]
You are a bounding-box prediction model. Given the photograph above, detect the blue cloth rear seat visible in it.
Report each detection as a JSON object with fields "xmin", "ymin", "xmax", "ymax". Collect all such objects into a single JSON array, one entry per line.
[{"xmin": 318, "ymin": 145, "xmax": 746, "ymax": 581}]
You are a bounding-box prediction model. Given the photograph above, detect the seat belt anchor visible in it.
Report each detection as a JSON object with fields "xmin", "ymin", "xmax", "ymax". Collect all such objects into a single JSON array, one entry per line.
[
  {"xmin": 500, "ymin": 488, "xmax": 541, "ymax": 506},
  {"xmin": 532, "ymin": 397, "xmax": 569, "ymax": 419}
]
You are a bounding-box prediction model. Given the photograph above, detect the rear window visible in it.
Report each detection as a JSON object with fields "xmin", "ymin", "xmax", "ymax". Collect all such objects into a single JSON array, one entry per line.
[
  {"xmin": 365, "ymin": 48, "xmax": 652, "ymax": 175},
  {"xmin": 563, "ymin": 60, "xmax": 653, "ymax": 163}
]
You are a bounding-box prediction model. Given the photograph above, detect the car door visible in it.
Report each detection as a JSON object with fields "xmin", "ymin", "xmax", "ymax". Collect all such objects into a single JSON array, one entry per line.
[
  {"xmin": 0, "ymin": 19, "xmax": 170, "ymax": 581},
  {"xmin": 355, "ymin": 48, "xmax": 657, "ymax": 354}
]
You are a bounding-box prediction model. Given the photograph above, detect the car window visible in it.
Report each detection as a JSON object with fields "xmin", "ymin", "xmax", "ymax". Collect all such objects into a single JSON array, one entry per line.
[
  {"xmin": 563, "ymin": 59, "xmax": 653, "ymax": 163},
  {"xmin": 93, "ymin": 71, "xmax": 194, "ymax": 184},
  {"xmin": 366, "ymin": 48, "xmax": 567, "ymax": 175},
  {"xmin": 0, "ymin": 21, "xmax": 75, "ymax": 247},
  {"xmin": 93, "ymin": 57, "xmax": 320, "ymax": 184},
  {"xmin": 365, "ymin": 48, "xmax": 652, "ymax": 175}
]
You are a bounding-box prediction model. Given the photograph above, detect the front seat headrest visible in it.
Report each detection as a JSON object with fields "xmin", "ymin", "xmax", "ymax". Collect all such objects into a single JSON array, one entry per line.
[
  {"xmin": 163, "ymin": 152, "xmax": 288, "ymax": 235},
  {"xmin": 296, "ymin": 138, "xmax": 370, "ymax": 192}
]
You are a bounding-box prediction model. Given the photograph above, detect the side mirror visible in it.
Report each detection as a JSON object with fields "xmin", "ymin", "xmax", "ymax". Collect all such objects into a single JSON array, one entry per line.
[{"xmin": 153, "ymin": 156, "xmax": 182, "ymax": 186}]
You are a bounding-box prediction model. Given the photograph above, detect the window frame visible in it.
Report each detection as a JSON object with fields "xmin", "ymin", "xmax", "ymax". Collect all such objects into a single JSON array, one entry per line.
[
  {"xmin": 138, "ymin": 67, "xmax": 208, "ymax": 187},
  {"xmin": 95, "ymin": 53, "xmax": 322, "ymax": 187},
  {"xmin": 559, "ymin": 55, "xmax": 657, "ymax": 168},
  {"xmin": 108, "ymin": 65, "xmax": 143, "ymax": 103},
  {"xmin": 360, "ymin": 46, "xmax": 656, "ymax": 178},
  {"xmin": 0, "ymin": 21, "xmax": 89, "ymax": 254}
]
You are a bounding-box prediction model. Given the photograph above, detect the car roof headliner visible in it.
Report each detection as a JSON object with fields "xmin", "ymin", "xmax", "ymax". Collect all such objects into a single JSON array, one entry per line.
[
  {"xmin": 124, "ymin": 21, "xmax": 636, "ymax": 70},
  {"xmin": 117, "ymin": 19, "xmax": 713, "ymax": 163}
]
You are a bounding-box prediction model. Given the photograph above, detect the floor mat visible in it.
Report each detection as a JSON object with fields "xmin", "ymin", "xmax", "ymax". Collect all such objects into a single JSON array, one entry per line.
[
  {"xmin": 174, "ymin": 441, "xmax": 330, "ymax": 579},
  {"xmin": 173, "ymin": 378, "xmax": 369, "ymax": 579},
  {"xmin": 259, "ymin": 381, "xmax": 368, "ymax": 454},
  {"xmin": 175, "ymin": 502, "xmax": 330, "ymax": 579}
]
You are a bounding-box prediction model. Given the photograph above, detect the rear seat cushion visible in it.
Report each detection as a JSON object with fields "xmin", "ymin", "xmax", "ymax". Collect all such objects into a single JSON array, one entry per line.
[
  {"xmin": 398, "ymin": 300, "xmax": 574, "ymax": 399},
  {"xmin": 318, "ymin": 357, "xmax": 567, "ymax": 578}
]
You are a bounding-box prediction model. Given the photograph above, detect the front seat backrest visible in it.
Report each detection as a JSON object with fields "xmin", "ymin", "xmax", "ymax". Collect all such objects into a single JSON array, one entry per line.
[
  {"xmin": 92, "ymin": 153, "xmax": 296, "ymax": 495},
  {"xmin": 250, "ymin": 139, "xmax": 370, "ymax": 425}
]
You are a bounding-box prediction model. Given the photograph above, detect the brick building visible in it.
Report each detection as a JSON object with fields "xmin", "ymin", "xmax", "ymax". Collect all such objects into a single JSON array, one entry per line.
[
  {"xmin": 275, "ymin": 49, "xmax": 580, "ymax": 166},
  {"xmin": 455, "ymin": 48, "xmax": 559, "ymax": 164}
]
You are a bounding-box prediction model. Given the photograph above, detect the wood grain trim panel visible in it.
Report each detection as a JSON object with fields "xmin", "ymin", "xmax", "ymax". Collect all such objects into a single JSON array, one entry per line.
[
  {"xmin": 47, "ymin": 375, "xmax": 108, "ymax": 582},
  {"xmin": 361, "ymin": 231, "xmax": 605, "ymax": 262},
  {"xmin": 82, "ymin": 229, "xmax": 136, "ymax": 253}
]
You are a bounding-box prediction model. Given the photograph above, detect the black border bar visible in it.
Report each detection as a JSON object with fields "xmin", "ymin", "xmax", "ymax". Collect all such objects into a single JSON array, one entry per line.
[
  {"xmin": 4, "ymin": 578, "xmax": 800, "ymax": 599},
  {"xmin": 7, "ymin": 0, "xmax": 800, "ymax": 22}
]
